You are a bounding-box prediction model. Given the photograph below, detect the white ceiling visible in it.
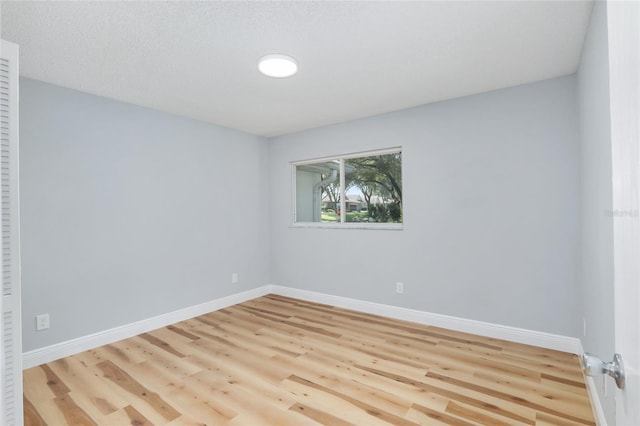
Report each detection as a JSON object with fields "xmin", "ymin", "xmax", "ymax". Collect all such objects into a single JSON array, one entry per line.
[{"xmin": 1, "ymin": 1, "xmax": 593, "ymax": 137}]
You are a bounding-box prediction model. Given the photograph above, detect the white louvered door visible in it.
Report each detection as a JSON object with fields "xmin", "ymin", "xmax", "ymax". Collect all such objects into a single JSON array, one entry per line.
[{"xmin": 0, "ymin": 40, "xmax": 22, "ymax": 426}]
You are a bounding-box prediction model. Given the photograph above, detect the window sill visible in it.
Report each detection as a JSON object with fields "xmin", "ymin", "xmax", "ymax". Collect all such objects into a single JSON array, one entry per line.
[{"xmin": 290, "ymin": 222, "xmax": 403, "ymax": 231}]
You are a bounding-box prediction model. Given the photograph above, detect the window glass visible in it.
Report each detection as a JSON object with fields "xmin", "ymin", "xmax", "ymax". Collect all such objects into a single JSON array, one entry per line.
[
  {"xmin": 295, "ymin": 160, "xmax": 340, "ymax": 223},
  {"xmin": 345, "ymin": 152, "xmax": 402, "ymax": 223},
  {"xmin": 294, "ymin": 149, "xmax": 402, "ymax": 226}
]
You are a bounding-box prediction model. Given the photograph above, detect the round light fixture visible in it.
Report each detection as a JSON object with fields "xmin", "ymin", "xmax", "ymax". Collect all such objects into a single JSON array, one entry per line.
[{"xmin": 258, "ymin": 54, "xmax": 298, "ymax": 78}]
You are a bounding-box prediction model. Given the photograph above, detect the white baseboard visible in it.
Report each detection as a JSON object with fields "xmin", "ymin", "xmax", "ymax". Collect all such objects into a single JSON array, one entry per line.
[
  {"xmin": 585, "ymin": 376, "xmax": 608, "ymax": 426},
  {"xmin": 266, "ymin": 286, "xmax": 607, "ymax": 425},
  {"xmin": 268, "ymin": 287, "xmax": 611, "ymax": 422},
  {"xmin": 23, "ymin": 284, "xmax": 582, "ymax": 369},
  {"xmin": 577, "ymin": 341, "xmax": 608, "ymax": 426},
  {"xmin": 23, "ymin": 283, "xmax": 606, "ymax": 423},
  {"xmin": 268, "ymin": 285, "xmax": 583, "ymax": 354},
  {"xmin": 22, "ymin": 286, "xmax": 272, "ymax": 369}
]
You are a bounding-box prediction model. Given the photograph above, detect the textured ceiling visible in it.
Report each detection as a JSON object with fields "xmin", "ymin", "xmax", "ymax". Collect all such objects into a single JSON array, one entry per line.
[{"xmin": 1, "ymin": 1, "xmax": 593, "ymax": 137}]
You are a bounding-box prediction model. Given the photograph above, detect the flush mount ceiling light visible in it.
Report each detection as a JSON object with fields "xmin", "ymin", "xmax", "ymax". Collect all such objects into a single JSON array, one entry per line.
[{"xmin": 258, "ymin": 54, "xmax": 298, "ymax": 78}]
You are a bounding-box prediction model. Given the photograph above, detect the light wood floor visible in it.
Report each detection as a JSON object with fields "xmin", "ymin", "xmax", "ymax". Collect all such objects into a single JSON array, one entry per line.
[{"xmin": 23, "ymin": 294, "xmax": 595, "ymax": 425}]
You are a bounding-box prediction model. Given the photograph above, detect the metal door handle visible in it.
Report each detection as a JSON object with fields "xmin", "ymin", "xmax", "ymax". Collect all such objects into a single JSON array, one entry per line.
[{"xmin": 582, "ymin": 352, "xmax": 625, "ymax": 389}]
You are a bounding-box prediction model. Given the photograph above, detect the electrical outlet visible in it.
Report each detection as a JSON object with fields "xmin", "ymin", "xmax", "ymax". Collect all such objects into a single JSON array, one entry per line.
[
  {"xmin": 36, "ymin": 314, "xmax": 50, "ymax": 331},
  {"xmin": 231, "ymin": 273, "xmax": 238, "ymax": 284},
  {"xmin": 396, "ymin": 282, "xmax": 403, "ymax": 294}
]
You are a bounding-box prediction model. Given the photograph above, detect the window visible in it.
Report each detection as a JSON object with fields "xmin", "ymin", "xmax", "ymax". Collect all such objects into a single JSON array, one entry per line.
[{"xmin": 293, "ymin": 148, "xmax": 402, "ymax": 227}]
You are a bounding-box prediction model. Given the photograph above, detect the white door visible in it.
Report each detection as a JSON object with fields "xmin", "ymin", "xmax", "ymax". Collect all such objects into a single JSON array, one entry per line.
[
  {"xmin": 607, "ymin": 2, "xmax": 640, "ymax": 425},
  {"xmin": 0, "ymin": 39, "xmax": 23, "ymax": 426}
]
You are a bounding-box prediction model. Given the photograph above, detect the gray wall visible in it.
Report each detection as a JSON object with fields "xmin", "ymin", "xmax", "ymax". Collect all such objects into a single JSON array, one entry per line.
[
  {"xmin": 20, "ymin": 66, "xmax": 588, "ymax": 351},
  {"xmin": 19, "ymin": 78, "xmax": 271, "ymax": 352},
  {"xmin": 269, "ymin": 76, "xmax": 581, "ymax": 337},
  {"xmin": 576, "ymin": 1, "xmax": 615, "ymax": 422}
]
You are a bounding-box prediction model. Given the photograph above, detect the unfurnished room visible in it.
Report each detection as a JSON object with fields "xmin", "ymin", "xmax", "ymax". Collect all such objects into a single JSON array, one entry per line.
[{"xmin": 0, "ymin": 1, "xmax": 639, "ymax": 425}]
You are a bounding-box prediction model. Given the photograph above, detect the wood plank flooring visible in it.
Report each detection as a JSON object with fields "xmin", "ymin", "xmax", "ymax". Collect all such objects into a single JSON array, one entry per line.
[{"xmin": 23, "ymin": 295, "xmax": 595, "ymax": 425}]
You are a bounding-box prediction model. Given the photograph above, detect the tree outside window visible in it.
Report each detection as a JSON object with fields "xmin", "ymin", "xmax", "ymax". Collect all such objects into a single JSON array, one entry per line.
[{"xmin": 294, "ymin": 148, "xmax": 402, "ymax": 226}]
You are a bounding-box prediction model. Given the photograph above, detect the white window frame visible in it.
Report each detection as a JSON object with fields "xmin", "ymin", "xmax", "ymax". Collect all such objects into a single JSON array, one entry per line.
[{"xmin": 291, "ymin": 147, "xmax": 403, "ymax": 230}]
